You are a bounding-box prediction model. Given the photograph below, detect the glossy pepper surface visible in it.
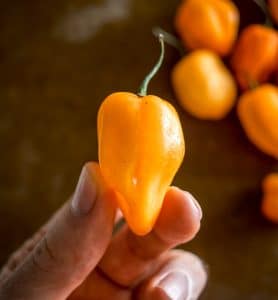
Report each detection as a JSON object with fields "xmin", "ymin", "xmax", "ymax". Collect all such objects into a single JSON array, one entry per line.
[
  {"xmin": 98, "ymin": 93, "xmax": 185, "ymax": 235},
  {"xmin": 262, "ymin": 173, "xmax": 278, "ymax": 223},
  {"xmin": 172, "ymin": 50, "xmax": 237, "ymax": 120},
  {"xmin": 175, "ymin": 0, "xmax": 239, "ymax": 56},
  {"xmin": 97, "ymin": 36, "xmax": 185, "ymax": 235},
  {"xmin": 269, "ymin": 0, "xmax": 278, "ymax": 25},
  {"xmin": 231, "ymin": 25, "xmax": 278, "ymax": 90},
  {"xmin": 237, "ymin": 84, "xmax": 278, "ymax": 158}
]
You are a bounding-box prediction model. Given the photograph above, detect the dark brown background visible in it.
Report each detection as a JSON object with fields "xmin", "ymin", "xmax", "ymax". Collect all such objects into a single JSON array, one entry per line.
[{"xmin": 1, "ymin": 0, "xmax": 278, "ymax": 299}]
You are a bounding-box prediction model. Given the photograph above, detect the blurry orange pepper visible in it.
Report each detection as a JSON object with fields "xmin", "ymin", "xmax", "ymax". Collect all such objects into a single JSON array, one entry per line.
[
  {"xmin": 269, "ymin": 0, "xmax": 278, "ymax": 25},
  {"xmin": 172, "ymin": 50, "xmax": 237, "ymax": 120},
  {"xmin": 97, "ymin": 35, "xmax": 185, "ymax": 235},
  {"xmin": 231, "ymin": 25, "xmax": 278, "ymax": 90},
  {"xmin": 237, "ymin": 84, "xmax": 278, "ymax": 158},
  {"xmin": 262, "ymin": 173, "xmax": 278, "ymax": 223},
  {"xmin": 175, "ymin": 0, "xmax": 239, "ymax": 56}
]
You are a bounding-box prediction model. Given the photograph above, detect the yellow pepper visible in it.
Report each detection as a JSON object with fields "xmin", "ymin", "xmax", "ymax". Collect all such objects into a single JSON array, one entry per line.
[
  {"xmin": 175, "ymin": 0, "xmax": 239, "ymax": 56},
  {"xmin": 262, "ymin": 173, "xmax": 278, "ymax": 223},
  {"xmin": 237, "ymin": 84, "xmax": 278, "ymax": 158},
  {"xmin": 97, "ymin": 36, "xmax": 185, "ymax": 235},
  {"xmin": 172, "ymin": 50, "xmax": 237, "ymax": 120},
  {"xmin": 231, "ymin": 24, "xmax": 278, "ymax": 90}
]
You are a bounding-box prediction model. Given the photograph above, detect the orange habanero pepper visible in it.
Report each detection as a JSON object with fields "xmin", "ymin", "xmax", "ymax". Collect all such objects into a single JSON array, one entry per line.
[
  {"xmin": 175, "ymin": 0, "xmax": 239, "ymax": 56},
  {"xmin": 237, "ymin": 84, "xmax": 278, "ymax": 158},
  {"xmin": 97, "ymin": 35, "xmax": 185, "ymax": 235},
  {"xmin": 262, "ymin": 173, "xmax": 278, "ymax": 223},
  {"xmin": 231, "ymin": 24, "xmax": 278, "ymax": 90},
  {"xmin": 269, "ymin": 0, "xmax": 278, "ymax": 25},
  {"xmin": 172, "ymin": 50, "xmax": 237, "ymax": 120}
]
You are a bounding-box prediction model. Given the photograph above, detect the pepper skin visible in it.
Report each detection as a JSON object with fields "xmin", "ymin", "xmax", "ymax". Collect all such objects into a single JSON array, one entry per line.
[
  {"xmin": 97, "ymin": 92, "xmax": 185, "ymax": 235},
  {"xmin": 262, "ymin": 173, "xmax": 278, "ymax": 223},
  {"xmin": 175, "ymin": 0, "xmax": 239, "ymax": 56},
  {"xmin": 237, "ymin": 84, "xmax": 278, "ymax": 158},
  {"xmin": 269, "ymin": 0, "xmax": 278, "ymax": 25},
  {"xmin": 172, "ymin": 50, "xmax": 237, "ymax": 120},
  {"xmin": 231, "ymin": 25, "xmax": 278, "ymax": 90}
]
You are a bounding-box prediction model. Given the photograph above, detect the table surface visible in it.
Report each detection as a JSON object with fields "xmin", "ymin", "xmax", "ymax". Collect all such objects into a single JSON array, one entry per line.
[{"xmin": 1, "ymin": 0, "xmax": 278, "ymax": 299}]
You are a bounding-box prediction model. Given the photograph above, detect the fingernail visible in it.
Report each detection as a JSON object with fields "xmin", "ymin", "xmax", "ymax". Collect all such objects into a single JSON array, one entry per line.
[
  {"xmin": 185, "ymin": 192, "xmax": 202, "ymax": 220},
  {"xmin": 71, "ymin": 165, "xmax": 97, "ymax": 216},
  {"xmin": 157, "ymin": 271, "xmax": 191, "ymax": 300}
]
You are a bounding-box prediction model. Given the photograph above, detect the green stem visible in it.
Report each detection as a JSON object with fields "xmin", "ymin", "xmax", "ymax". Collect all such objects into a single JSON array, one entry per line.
[
  {"xmin": 152, "ymin": 27, "xmax": 185, "ymax": 56},
  {"xmin": 253, "ymin": 0, "xmax": 273, "ymax": 27},
  {"xmin": 138, "ymin": 34, "xmax": 165, "ymax": 97}
]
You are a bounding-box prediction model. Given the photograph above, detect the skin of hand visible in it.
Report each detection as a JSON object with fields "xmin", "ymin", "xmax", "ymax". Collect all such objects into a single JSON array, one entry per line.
[{"xmin": 0, "ymin": 162, "xmax": 207, "ymax": 300}]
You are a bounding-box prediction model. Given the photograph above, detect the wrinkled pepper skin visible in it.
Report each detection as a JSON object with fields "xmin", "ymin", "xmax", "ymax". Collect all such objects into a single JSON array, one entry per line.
[
  {"xmin": 262, "ymin": 173, "xmax": 278, "ymax": 223},
  {"xmin": 231, "ymin": 25, "xmax": 278, "ymax": 90},
  {"xmin": 175, "ymin": 0, "xmax": 239, "ymax": 56},
  {"xmin": 269, "ymin": 0, "xmax": 278, "ymax": 25},
  {"xmin": 172, "ymin": 50, "xmax": 237, "ymax": 120},
  {"xmin": 97, "ymin": 92, "xmax": 185, "ymax": 235},
  {"xmin": 237, "ymin": 84, "xmax": 278, "ymax": 158}
]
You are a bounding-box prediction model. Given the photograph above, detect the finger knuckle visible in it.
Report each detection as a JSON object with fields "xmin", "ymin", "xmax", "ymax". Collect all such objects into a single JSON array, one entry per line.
[{"xmin": 31, "ymin": 236, "xmax": 57, "ymax": 273}]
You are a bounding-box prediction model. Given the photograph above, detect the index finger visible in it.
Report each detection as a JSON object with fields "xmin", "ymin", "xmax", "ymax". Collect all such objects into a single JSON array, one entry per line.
[{"xmin": 97, "ymin": 187, "xmax": 202, "ymax": 287}]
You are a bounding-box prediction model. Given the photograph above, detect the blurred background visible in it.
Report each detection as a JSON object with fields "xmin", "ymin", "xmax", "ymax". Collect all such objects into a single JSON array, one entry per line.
[{"xmin": 1, "ymin": 0, "xmax": 278, "ymax": 299}]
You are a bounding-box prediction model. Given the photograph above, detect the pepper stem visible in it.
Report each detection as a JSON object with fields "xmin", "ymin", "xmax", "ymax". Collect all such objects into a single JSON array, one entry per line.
[
  {"xmin": 138, "ymin": 33, "xmax": 165, "ymax": 97},
  {"xmin": 253, "ymin": 0, "xmax": 273, "ymax": 27},
  {"xmin": 153, "ymin": 27, "xmax": 185, "ymax": 56}
]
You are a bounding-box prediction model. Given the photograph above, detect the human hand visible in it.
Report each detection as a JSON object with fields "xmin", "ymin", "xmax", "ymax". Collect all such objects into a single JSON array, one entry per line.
[{"xmin": 0, "ymin": 162, "xmax": 207, "ymax": 300}]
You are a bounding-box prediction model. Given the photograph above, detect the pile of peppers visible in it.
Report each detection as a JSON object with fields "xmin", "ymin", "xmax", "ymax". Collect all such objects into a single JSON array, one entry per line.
[
  {"xmin": 172, "ymin": 0, "xmax": 278, "ymax": 222},
  {"xmin": 97, "ymin": 0, "xmax": 278, "ymax": 235}
]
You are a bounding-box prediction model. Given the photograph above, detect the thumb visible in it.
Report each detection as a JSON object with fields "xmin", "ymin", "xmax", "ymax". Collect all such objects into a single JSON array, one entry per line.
[{"xmin": 0, "ymin": 162, "xmax": 116, "ymax": 300}]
